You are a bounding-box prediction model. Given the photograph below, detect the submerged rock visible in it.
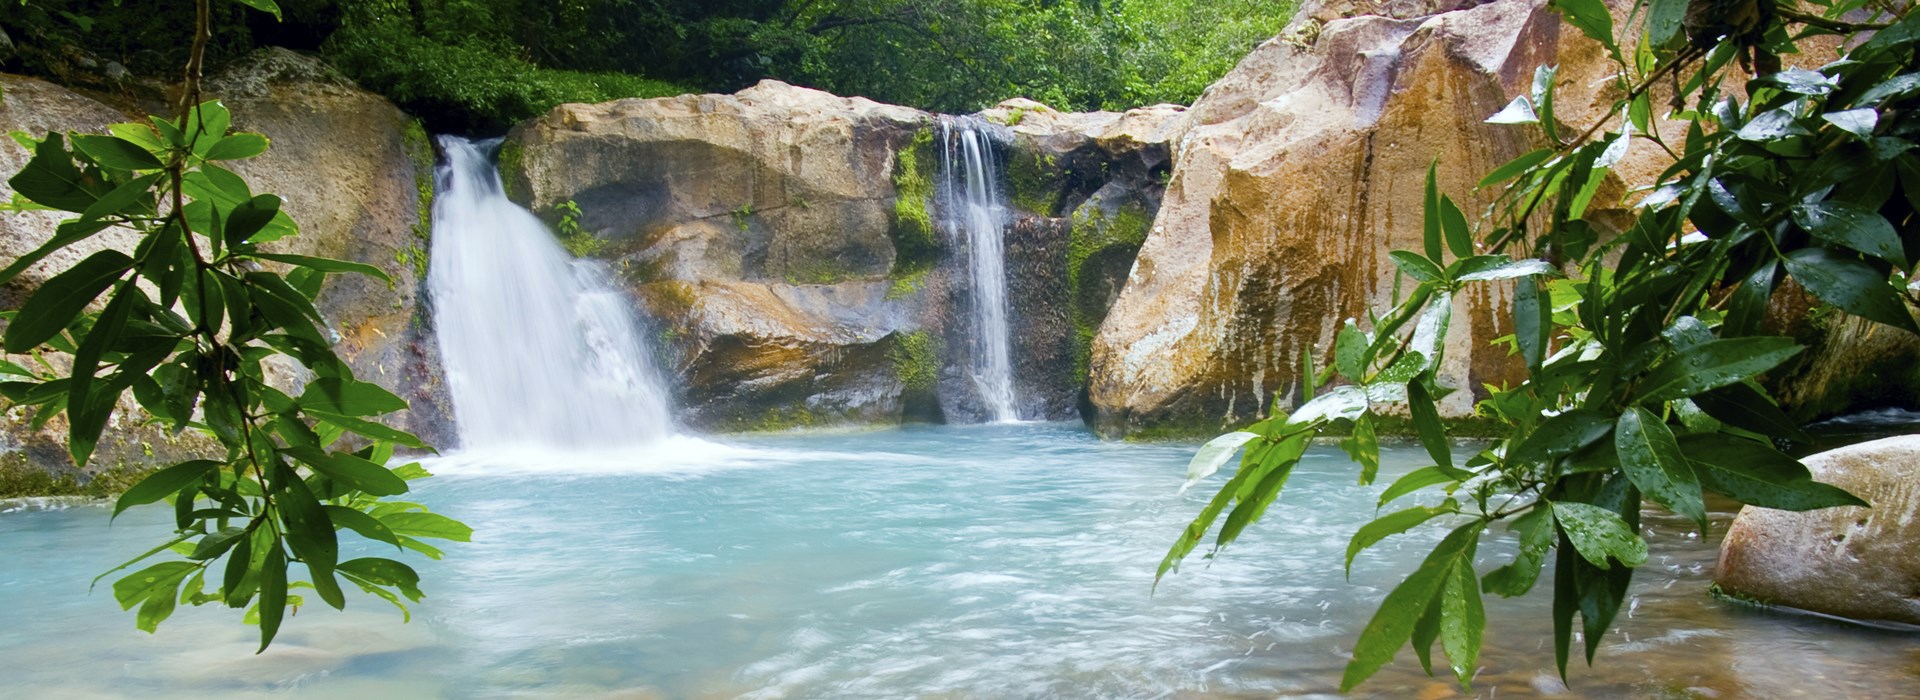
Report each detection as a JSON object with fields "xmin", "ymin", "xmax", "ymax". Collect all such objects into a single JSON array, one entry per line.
[{"xmin": 1714, "ymin": 435, "xmax": 1920, "ymax": 625}]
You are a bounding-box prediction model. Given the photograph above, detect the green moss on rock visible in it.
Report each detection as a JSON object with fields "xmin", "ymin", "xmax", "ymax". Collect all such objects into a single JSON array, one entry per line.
[
  {"xmin": 496, "ymin": 138, "xmax": 528, "ymax": 203},
  {"xmin": 889, "ymin": 331, "xmax": 942, "ymax": 393},
  {"xmin": 1066, "ymin": 201, "xmax": 1152, "ymax": 384},
  {"xmin": 890, "ymin": 128, "xmax": 939, "ymax": 275},
  {"xmin": 0, "ymin": 453, "xmax": 156, "ymax": 499},
  {"xmin": 1008, "ymin": 149, "xmax": 1062, "ymax": 216},
  {"xmin": 402, "ymin": 119, "xmax": 435, "ymax": 281}
]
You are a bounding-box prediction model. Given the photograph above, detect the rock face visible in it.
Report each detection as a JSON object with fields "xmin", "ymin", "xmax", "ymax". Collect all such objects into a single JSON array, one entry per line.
[
  {"xmin": 1715, "ymin": 436, "xmax": 1920, "ymax": 625},
  {"xmin": 0, "ymin": 49, "xmax": 446, "ymax": 482},
  {"xmin": 1086, "ymin": 0, "xmax": 1628, "ymax": 437},
  {"xmin": 504, "ymin": 81, "xmax": 1178, "ymax": 429}
]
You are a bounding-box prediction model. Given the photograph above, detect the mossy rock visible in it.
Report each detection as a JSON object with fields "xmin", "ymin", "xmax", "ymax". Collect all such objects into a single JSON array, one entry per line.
[{"xmin": 889, "ymin": 127, "xmax": 940, "ymax": 275}]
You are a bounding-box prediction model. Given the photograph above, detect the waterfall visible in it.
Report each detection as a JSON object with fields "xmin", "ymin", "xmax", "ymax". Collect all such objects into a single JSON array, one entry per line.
[
  {"xmin": 939, "ymin": 117, "xmax": 1020, "ymax": 423},
  {"xmin": 428, "ymin": 135, "xmax": 675, "ymax": 451}
]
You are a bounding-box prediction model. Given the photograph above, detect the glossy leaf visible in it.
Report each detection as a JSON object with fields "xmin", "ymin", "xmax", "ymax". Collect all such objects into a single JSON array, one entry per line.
[
  {"xmin": 1680, "ymin": 434, "xmax": 1867, "ymax": 510},
  {"xmin": 1346, "ymin": 502, "xmax": 1457, "ymax": 576},
  {"xmin": 1615, "ymin": 408, "xmax": 1706, "ymax": 529},
  {"xmin": 1377, "ymin": 465, "xmax": 1469, "ymax": 509},
  {"xmin": 1408, "ymin": 380, "xmax": 1451, "ymax": 469},
  {"xmin": 1180, "ymin": 431, "xmax": 1258, "ymax": 493},
  {"xmin": 249, "ymin": 253, "xmax": 392, "ymax": 283},
  {"xmin": 1550, "ymin": 501, "xmax": 1646, "ymax": 569},
  {"xmin": 1782, "ymin": 248, "xmax": 1919, "ymax": 333},
  {"xmin": 3, "ymin": 249, "xmax": 132, "ymax": 352},
  {"xmin": 71, "ymin": 134, "xmax": 164, "ymax": 170},
  {"xmin": 1792, "ymin": 201, "xmax": 1905, "ymax": 268},
  {"xmin": 1635, "ymin": 337, "xmax": 1803, "ymax": 402},
  {"xmin": 1340, "ymin": 521, "xmax": 1481, "ymax": 691},
  {"xmin": 204, "ymin": 133, "xmax": 269, "ymax": 161}
]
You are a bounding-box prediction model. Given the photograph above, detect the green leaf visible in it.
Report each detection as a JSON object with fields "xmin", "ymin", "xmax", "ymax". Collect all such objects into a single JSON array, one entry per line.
[
  {"xmin": 189, "ymin": 527, "xmax": 250, "ymax": 561},
  {"xmin": 1549, "ymin": 0, "xmax": 1616, "ymax": 58},
  {"xmin": 258, "ymin": 541, "xmax": 287, "ymax": 652},
  {"xmin": 1690, "ymin": 383, "xmax": 1810, "ymax": 443},
  {"xmin": 182, "ymin": 102, "xmax": 232, "ymax": 155},
  {"xmin": 1214, "ymin": 433, "xmax": 1309, "ymax": 549},
  {"xmin": 300, "ymin": 378, "xmax": 408, "ymax": 417},
  {"xmin": 1482, "ymin": 506, "xmax": 1552, "ymax": 597},
  {"xmin": 1615, "ymin": 407, "xmax": 1706, "ymax": 529},
  {"xmin": 284, "ymin": 446, "xmax": 410, "ymax": 497},
  {"xmin": 1635, "ymin": 337, "xmax": 1803, "ymax": 403},
  {"xmin": 307, "ymin": 409, "xmax": 429, "ymax": 449},
  {"xmin": 9, "ymin": 133, "xmax": 107, "ymax": 213},
  {"xmin": 3, "ymin": 249, "xmax": 131, "ymax": 352},
  {"xmin": 380, "ymin": 512, "xmax": 473, "ymax": 542},
  {"xmin": 1859, "ymin": 11, "xmax": 1920, "ymax": 53},
  {"xmin": 1346, "ymin": 502, "xmax": 1457, "ymax": 577},
  {"xmin": 1824, "ymin": 108, "xmax": 1879, "ymax": 140},
  {"xmin": 1335, "ymin": 320, "xmax": 1367, "ymax": 379},
  {"xmin": 81, "ymin": 171, "xmax": 162, "ymax": 222},
  {"xmin": 1736, "ymin": 108, "xmax": 1805, "ymax": 141},
  {"xmin": 248, "ymin": 253, "xmax": 392, "ymax": 283},
  {"xmin": 1408, "ymin": 380, "xmax": 1451, "ymax": 469},
  {"xmin": 1784, "ymin": 248, "xmax": 1918, "ymax": 333},
  {"xmin": 235, "ymin": 0, "xmax": 283, "ymax": 20},
  {"xmin": 1340, "ymin": 520, "xmax": 1481, "ymax": 691},
  {"xmin": 226, "ymin": 194, "xmax": 283, "ymax": 248},
  {"xmin": 326, "ymin": 505, "xmax": 404, "ymax": 548},
  {"xmin": 1377, "ymin": 465, "xmax": 1469, "ymax": 509},
  {"xmin": 71, "ymin": 134, "xmax": 164, "ymax": 170},
  {"xmin": 1423, "ymin": 159, "xmax": 1442, "ymax": 261},
  {"xmin": 337, "ymin": 558, "xmax": 424, "ymax": 602},
  {"xmin": 1646, "ymin": 0, "xmax": 1686, "ymax": 47},
  {"xmin": 204, "ymin": 133, "xmax": 269, "ymax": 161},
  {"xmin": 1550, "ymin": 501, "xmax": 1647, "ymax": 569},
  {"xmin": 1453, "ymin": 256, "xmax": 1552, "ymax": 282},
  {"xmin": 1439, "ymin": 553, "xmax": 1485, "ymax": 687},
  {"xmin": 1389, "ymin": 250, "xmax": 1445, "ymax": 284},
  {"xmin": 1342, "ymin": 413, "xmax": 1381, "ymax": 485},
  {"xmin": 1439, "ymin": 195, "xmax": 1472, "ymax": 258},
  {"xmin": 1182, "ymin": 431, "xmax": 1259, "ymax": 493},
  {"xmin": 1792, "ymin": 201, "xmax": 1906, "ymax": 268},
  {"xmin": 1477, "ymin": 148, "xmax": 1553, "ymax": 188},
  {"xmin": 1514, "ymin": 276, "xmax": 1550, "ymax": 372},
  {"xmin": 1680, "ymin": 433, "xmax": 1867, "ymax": 510},
  {"xmin": 1284, "ymin": 385, "xmax": 1369, "ymax": 425},
  {"xmin": 112, "ymin": 561, "xmax": 198, "ymax": 610},
  {"xmin": 67, "ymin": 282, "xmax": 138, "ymax": 466},
  {"xmin": 1509, "ymin": 410, "xmax": 1612, "ymax": 467},
  {"xmin": 0, "ymin": 218, "xmax": 114, "ymax": 287}
]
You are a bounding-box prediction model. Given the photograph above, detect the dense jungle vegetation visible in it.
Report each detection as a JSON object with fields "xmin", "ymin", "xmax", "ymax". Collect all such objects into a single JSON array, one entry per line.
[{"xmin": 0, "ymin": 0, "xmax": 1298, "ymax": 130}]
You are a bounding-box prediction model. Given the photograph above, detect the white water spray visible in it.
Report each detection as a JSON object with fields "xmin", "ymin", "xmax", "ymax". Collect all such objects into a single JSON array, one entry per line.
[
  {"xmin": 939, "ymin": 117, "xmax": 1019, "ymax": 423},
  {"xmin": 428, "ymin": 135, "xmax": 675, "ymax": 451}
]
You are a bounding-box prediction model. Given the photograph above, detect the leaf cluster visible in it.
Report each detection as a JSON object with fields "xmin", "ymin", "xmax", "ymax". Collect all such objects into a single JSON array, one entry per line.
[
  {"xmin": 1, "ymin": 0, "xmax": 465, "ymax": 651},
  {"xmin": 1162, "ymin": 0, "xmax": 1911, "ymax": 690}
]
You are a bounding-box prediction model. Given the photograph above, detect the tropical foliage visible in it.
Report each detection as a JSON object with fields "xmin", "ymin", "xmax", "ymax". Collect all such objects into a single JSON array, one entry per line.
[
  {"xmin": 0, "ymin": 0, "xmax": 464, "ymax": 650},
  {"xmin": 1163, "ymin": 0, "xmax": 1914, "ymax": 690},
  {"xmin": 0, "ymin": 0, "xmax": 1299, "ymax": 129}
]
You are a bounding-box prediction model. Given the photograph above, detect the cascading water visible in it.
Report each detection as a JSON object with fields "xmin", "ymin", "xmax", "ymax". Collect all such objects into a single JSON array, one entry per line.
[
  {"xmin": 939, "ymin": 117, "xmax": 1020, "ymax": 423},
  {"xmin": 428, "ymin": 135, "xmax": 675, "ymax": 451}
]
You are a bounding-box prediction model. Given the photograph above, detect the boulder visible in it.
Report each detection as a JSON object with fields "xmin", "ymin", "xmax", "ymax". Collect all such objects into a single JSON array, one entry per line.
[
  {"xmin": 505, "ymin": 81, "xmax": 1178, "ymax": 428},
  {"xmin": 0, "ymin": 50, "xmax": 446, "ymax": 484},
  {"xmin": 1085, "ymin": 0, "xmax": 1641, "ymax": 438},
  {"xmin": 1715, "ymin": 435, "xmax": 1920, "ymax": 625},
  {"xmin": 209, "ymin": 48, "xmax": 451, "ymax": 447}
]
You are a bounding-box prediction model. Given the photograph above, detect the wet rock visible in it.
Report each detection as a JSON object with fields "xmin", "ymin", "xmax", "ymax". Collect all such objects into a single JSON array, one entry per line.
[
  {"xmin": 0, "ymin": 53, "xmax": 447, "ymax": 482},
  {"xmin": 506, "ymin": 80, "xmax": 1174, "ymax": 428},
  {"xmin": 209, "ymin": 48, "xmax": 451, "ymax": 447},
  {"xmin": 1715, "ymin": 435, "xmax": 1920, "ymax": 624}
]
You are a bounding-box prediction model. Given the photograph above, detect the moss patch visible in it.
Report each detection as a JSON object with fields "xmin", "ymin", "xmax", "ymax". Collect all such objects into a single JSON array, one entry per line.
[
  {"xmin": 1008, "ymin": 149, "xmax": 1061, "ymax": 216},
  {"xmin": 401, "ymin": 119, "xmax": 435, "ymax": 282},
  {"xmin": 0, "ymin": 453, "xmax": 156, "ymax": 499},
  {"xmin": 728, "ymin": 405, "xmax": 826, "ymax": 432},
  {"xmin": 885, "ymin": 268, "xmax": 929, "ymax": 300},
  {"xmin": 889, "ymin": 331, "xmax": 942, "ymax": 393},
  {"xmin": 889, "ymin": 127, "xmax": 939, "ymax": 275},
  {"xmin": 496, "ymin": 138, "xmax": 527, "ymax": 203},
  {"xmin": 1066, "ymin": 202, "xmax": 1152, "ymax": 385}
]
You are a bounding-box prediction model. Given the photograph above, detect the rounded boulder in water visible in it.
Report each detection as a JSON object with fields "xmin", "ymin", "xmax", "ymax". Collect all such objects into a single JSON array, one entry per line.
[{"xmin": 1715, "ymin": 435, "xmax": 1920, "ymax": 624}]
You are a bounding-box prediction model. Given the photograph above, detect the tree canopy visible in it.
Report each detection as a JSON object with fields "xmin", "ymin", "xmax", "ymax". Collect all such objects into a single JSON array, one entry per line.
[{"xmin": 0, "ymin": 0, "xmax": 1299, "ymax": 130}]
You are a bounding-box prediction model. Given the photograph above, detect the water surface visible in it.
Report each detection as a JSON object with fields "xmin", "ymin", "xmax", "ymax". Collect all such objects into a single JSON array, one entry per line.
[{"xmin": 2, "ymin": 424, "xmax": 1914, "ymax": 698}]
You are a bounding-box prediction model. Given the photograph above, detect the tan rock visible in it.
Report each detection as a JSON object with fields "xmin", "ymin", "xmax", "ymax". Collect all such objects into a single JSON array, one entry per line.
[
  {"xmin": 0, "ymin": 50, "xmax": 447, "ymax": 478},
  {"xmin": 1714, "ymin": 435, "xmax": 1920, "ymax": 624},
  {"xmin": 1087, "ymin": 0, "xmax": 1607, "ymax": 436}
]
